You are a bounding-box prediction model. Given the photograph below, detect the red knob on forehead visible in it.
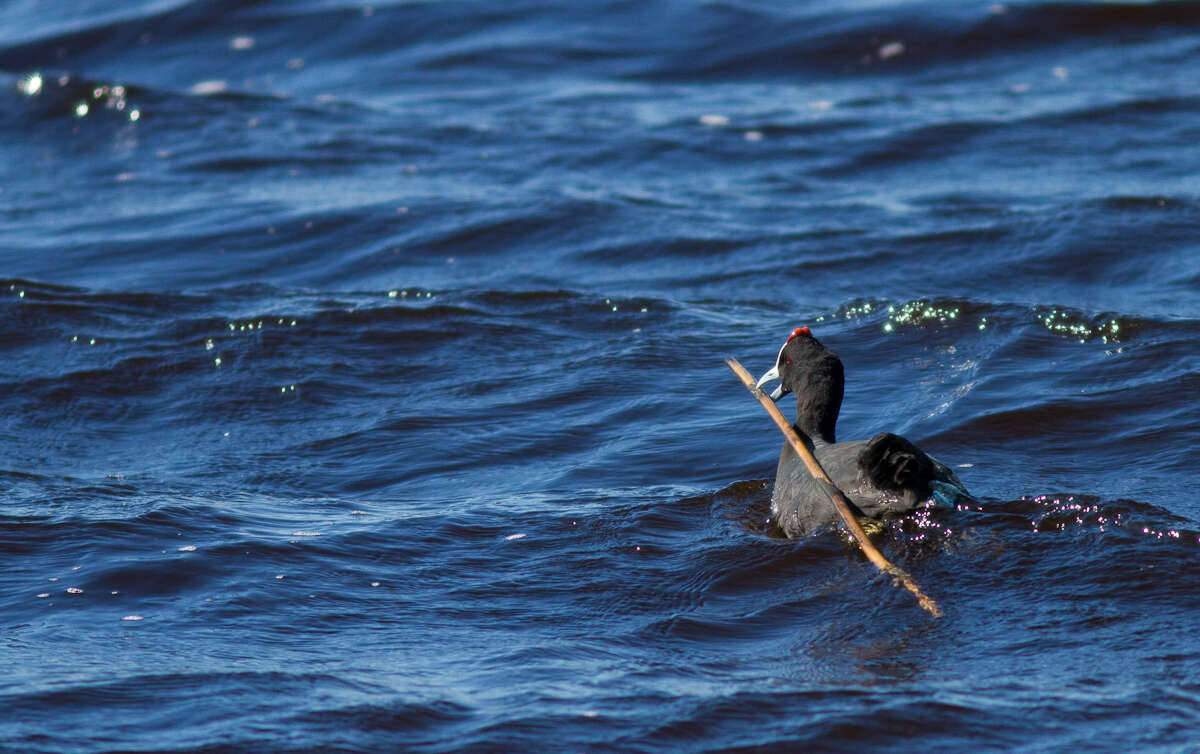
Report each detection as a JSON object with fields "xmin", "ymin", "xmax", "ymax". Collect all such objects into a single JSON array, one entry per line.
[{"xmin": 786, "ymin": 326, "xmax": 812, "ymax": 343}]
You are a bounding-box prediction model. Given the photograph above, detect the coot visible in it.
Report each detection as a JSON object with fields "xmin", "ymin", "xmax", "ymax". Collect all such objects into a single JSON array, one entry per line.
[{"xmin": 755, "ymin": 326, "xmax": 967, "ymax": 537}]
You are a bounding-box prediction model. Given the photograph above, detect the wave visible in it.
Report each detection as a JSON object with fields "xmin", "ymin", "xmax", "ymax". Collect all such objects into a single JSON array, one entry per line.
[{"xmin": 6, "ymin": 1, "xmax": 1200, "ymax": 84}]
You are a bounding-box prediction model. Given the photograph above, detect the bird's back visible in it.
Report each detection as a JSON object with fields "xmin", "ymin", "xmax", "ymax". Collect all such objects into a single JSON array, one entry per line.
[{"xmin": 770, "ymin": 431, "xmax": 966, "ymax": 538}]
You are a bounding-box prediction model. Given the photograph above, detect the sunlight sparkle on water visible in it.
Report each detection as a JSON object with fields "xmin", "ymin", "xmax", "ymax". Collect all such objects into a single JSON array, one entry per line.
[
  {"xmin": 191, "ymin": 80, "xmax": 229, "ymax": 96},
  {"xmin": 19, "ymin": 73, "xmax": 43, "ymax": 96}
]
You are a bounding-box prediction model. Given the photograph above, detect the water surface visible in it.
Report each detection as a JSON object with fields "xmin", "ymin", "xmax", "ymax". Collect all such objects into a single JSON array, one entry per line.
[{"xmin": 2, "ymin": 1, "xmax": 1199, "ymax": 751}]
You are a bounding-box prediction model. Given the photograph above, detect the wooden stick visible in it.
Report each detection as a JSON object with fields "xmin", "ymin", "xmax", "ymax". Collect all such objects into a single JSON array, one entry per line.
[{"xmin": 725, "ymin": 357, "xmax": 943, "ymax": 618}]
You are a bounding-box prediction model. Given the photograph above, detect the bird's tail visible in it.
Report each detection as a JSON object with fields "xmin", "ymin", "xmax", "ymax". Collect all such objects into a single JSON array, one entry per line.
[{"xmin": 859, "ymin": 432, "xmax": 934, "ymax": 496}]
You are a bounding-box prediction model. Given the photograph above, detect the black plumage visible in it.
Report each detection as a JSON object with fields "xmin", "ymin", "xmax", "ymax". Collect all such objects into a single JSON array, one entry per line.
[{"xmin": 755, "ymin": 327, "xmax": 967, "ymax": 537}]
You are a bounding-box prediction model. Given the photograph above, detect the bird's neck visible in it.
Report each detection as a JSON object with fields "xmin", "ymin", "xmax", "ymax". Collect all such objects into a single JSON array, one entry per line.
[{"xmin": 794, "ymin": 394, "xmax": 839, "ymax": 445}]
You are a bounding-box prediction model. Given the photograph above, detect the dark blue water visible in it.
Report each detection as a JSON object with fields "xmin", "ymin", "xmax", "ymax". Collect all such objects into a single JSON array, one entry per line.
[{"xmin": 3, "ymin": 1, "xmax": 1200, "ymax": 750}]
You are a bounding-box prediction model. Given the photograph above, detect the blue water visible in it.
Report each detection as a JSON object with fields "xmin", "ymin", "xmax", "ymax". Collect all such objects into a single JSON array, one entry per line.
[{"xmin": 3, "ymin": 1, "xmax": 1200, "ymax": 750}]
